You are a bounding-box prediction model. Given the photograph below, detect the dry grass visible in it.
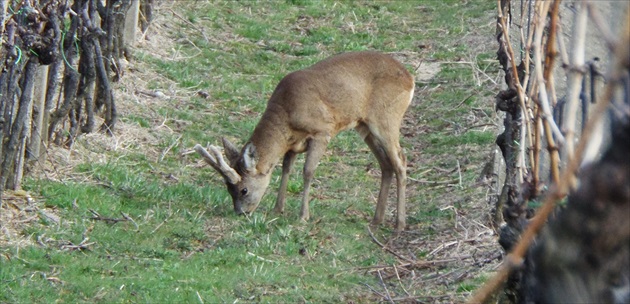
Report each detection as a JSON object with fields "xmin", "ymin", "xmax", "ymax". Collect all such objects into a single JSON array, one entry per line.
[
  {"xmin": 1, "ymin": 191, "xmax": 37, "ymax": 248},
  {"xmin": 362, "ymin": 212, "xmax": 501, "ymax": 302}
]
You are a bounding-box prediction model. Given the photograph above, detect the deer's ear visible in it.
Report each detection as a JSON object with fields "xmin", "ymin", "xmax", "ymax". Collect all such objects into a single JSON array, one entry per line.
[
  {"xmin": 222, "ymin": 137, "xmax": 240, "ymax": 164},
  {"xmin": 242, "ymin": 143, "xmax": 257, "ymax": 172}
]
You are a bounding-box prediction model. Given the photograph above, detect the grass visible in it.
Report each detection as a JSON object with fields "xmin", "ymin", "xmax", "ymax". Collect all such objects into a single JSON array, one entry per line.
[{"xmin": 1, "ymin": 1, "xmax": 501, "ymax": 302}]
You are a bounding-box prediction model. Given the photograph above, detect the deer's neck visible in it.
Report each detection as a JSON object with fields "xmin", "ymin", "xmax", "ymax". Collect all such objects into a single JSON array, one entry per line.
[{"xmin": 248, "ymin": 108, "xmax": 291, "ymax": 175}]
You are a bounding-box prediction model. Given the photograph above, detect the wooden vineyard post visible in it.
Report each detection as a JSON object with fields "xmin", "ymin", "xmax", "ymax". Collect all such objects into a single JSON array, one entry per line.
[{"xmin": 124, "ymin": 0, "xmax": 140, "ymax": 46}]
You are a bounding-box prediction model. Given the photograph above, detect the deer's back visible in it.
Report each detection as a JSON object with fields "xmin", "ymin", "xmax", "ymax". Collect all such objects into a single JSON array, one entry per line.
[{"xmin": 267, "ymin": 51, "xmax": 413, "ymax": 134}]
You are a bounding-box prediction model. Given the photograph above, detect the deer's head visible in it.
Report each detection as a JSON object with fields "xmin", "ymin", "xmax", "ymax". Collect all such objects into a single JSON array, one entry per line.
[{"xmin": 194, "ymin": 139, "xmax": 271, "ymax": 215}]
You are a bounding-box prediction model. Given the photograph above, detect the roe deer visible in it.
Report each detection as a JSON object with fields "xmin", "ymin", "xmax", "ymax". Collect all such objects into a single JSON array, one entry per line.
[{"xmin": 194, "ymin": 51, "xmax": 414, "ymax": 231}]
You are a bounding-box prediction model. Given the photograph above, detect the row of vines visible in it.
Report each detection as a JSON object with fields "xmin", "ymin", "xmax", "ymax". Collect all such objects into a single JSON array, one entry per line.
[
  {"xmin": 0, "ymin": 0, "xmax": 153, "ymax": 195},
  {"xmin": 472, "ymin": 1, "xmax": 629, "ymax": 302}
]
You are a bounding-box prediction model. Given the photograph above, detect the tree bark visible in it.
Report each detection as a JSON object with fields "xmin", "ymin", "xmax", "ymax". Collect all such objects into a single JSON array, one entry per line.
[
  {"xmin": 0, "ymin": 20, "xmax": 21, "ymax": 193},
  {"xmin": 494, "ymin": 0, "xmax": 530, "ymax": 237},
  {"xmin": 42, "ymin": 6, "xmax": 63, "ymax": 156},
  {"xmin": 77, "ymin": 34, "xmax": 96, "ymax": 134},
  {"xmin": 47, "ymin": 1, "xmax": 81, "ymax": 143},
  {"xmin": 0, "ymin": 0, "xmax": 8, "ymax": 37},
  {"xmin": 1, "ymin": 57, "xmax": 38, "ymax": 190},
  {"xmin": 0, "ymin": 0, "xmax": 134, "ymax": 193}
]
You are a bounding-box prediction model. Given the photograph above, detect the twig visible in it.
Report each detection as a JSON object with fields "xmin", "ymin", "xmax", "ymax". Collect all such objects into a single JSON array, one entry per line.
[
  {"xmin": 428, "ymin": 240, "xmax": 458, "ymax": 257},
  {"xmin": 60, "ymin": 237, "xmax": 95, "ymax": 251},
  {"xmin": 182, "ymin": 251, "xmax": 196, "ymax": 260},
  {"xmin": 159, "ymin": 134, "xmax": 182, "ymax": 163},
  {"xmin": 463, "ymin": 123, "xmax": 497, "ymax": 132},
  {"xmin": 135, "ymin": 89, "xmax": 167, "ymax": 99},
  {"xmin": 393, "ymin": 264, "xmax": 411, "ymax": 297},
  {"xmin": 247, "ymin": 251, "xmax": 276, "ymax": 263},
  {"xmin": 532, "ymin": 109, "xmax": 543, "ymax": 189},
  {"xmin": 377, "ymin": 270, "xmax": 395, "ymax": 304},
  {"xmin": 390, "ymin": 295, "xmax": 452, "ymax": 302},
  {"xmin": 88, "ymin": 209, "xmax": 126, "ymax": 224},
  {"xmin": 121, "ymin": 212, "xmax": 139, "ymax": 231},
  {"xmin": 455, "ymin": 93, "xmax": 476, "ymax": 108},
  {"xmin": 497, "ymin": 1, "xmax": 535, "ymax": 178},
  {"xmin": 563, "ymin": 2, "xmax": 588, "ymax": 160},
  {"xmin": 367, "ymin": 226, "xmax": 414, "ymax": 263},
  {"xmin": 196, "ymin": 291, "xmax": 204, "ymax": 304},
  {"xmin": 542, "ymin": 0, "xmax": 561, "ymax": 84},
  {"xmin": 363, "ymin": 283, "xmax": 387, "ymax": 299},
  {"xmin": 181, "ymin": 147, "xmax": 199, "ymax": 156},
  {"xmin": 37, "ymin": 234, "xmax": 48, "ymax": 248},
  {"xmin": 169, "ymin": 9, "xmax": 210, "ymax": 43},
  {"xmin": 456, "ymin": 160, "xmax": 463, "ymax": 189},
  {"xmin": 151, "ymin": 218, "xmax": 168, "ymax": 234},
  {"xmin": 407, "ymin": 177, "xmax": 459, "ymax": 186},
  {"xmin": 533, "ymin": 0, "xmax": 562, "ymax": 184},
  {"xmin": 519, "ymin": 0, "xmax": 538, "ymax": 91},
  {"xmin": 15, "ymin": 215, "xmax": 38, "ymax": 223},
  {"xmin": 360, "ymin": 257, "xmax": 466, "ymax": 273}
]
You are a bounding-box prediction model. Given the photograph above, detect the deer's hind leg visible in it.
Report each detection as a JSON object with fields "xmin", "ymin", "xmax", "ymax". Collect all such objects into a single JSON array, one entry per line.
[
  {"xmin": 382, "ymin": 138, "xmax": 407, "ymax": 232},
  {"xmin": 391, "ymin": 145, "xmax": 407, "ymax": 231},
  {"xmin": 358, "ymin": 122, "xmax": 407, "ymax": 232},
  {"xmin": 358, "ymin": 124, "xmax": 395, "ymax": 227}
]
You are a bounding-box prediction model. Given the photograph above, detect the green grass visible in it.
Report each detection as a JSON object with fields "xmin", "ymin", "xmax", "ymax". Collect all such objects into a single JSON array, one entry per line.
[{"xmin": 1, "ymin": 1, "xmax": 499, "ymax": 302}]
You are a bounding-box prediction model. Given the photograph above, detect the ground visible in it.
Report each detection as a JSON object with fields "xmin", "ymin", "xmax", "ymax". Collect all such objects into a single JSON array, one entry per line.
[{"xmin": 1, "ymin": 1, "xmax": 505, "ymax": 302}]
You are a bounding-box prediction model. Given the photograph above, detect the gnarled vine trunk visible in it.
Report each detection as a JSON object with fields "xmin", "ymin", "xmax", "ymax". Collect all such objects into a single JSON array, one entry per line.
[{"xmin": 0, "ymin": 0, "xmax": 152, "ymax": 197}]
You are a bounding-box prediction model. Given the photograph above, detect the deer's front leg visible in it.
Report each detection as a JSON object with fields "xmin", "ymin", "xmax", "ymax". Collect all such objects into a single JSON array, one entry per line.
[
  {"xmin": 300, "ymin": 137, "xmax": 329, "ymax": 221},
  {"xmin": 274, "ymin": 151, "xmax": 297, "ymax": 214}
]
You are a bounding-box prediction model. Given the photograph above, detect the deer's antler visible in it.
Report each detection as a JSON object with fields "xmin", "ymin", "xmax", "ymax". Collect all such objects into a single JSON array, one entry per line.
[{"xmin": 194, "ymin": 144, "xmax": 241, "ymax": 184}]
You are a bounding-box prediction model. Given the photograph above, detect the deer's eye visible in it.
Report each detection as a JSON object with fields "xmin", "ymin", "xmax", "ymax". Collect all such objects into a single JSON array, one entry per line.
[{"xmin": 240, "ymin": 188, "xmax": 248, "ymax": 195}]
